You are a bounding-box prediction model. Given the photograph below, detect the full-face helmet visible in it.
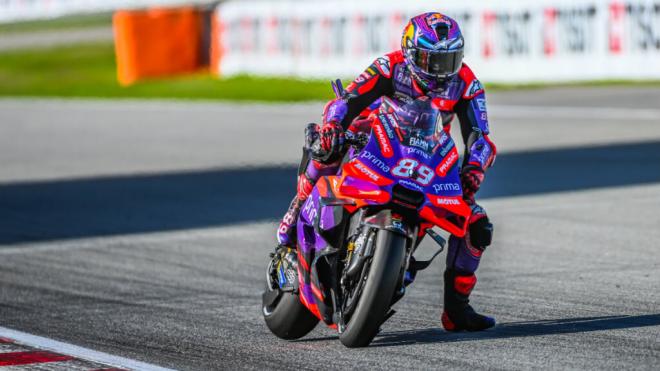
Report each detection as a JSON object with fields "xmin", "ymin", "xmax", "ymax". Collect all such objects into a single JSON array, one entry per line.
[{"xmin": 401, "ymin": 12, "xmax": 464, "ymax": 90}]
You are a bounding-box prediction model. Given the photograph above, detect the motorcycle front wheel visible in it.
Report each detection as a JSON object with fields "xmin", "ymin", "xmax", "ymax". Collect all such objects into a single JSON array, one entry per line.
[{"xmin": 339, "ymin": 230, "xmax": 407, "ymax": 347}]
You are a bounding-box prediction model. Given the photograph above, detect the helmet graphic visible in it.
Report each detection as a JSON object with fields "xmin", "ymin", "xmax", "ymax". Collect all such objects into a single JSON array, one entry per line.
[{"xmin": 401, "ymin": 12, "xmax": 464, "ymax": 88}]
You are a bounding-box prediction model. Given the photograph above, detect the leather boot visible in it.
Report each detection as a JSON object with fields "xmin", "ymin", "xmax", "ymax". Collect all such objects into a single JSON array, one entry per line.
[
  {"xmin": 276, "ymin": 196, "xmax": 303, "ymax": 247},
  {"xmin": 441, "ymin": 269, "xmax": 495, "ymax": 332}
]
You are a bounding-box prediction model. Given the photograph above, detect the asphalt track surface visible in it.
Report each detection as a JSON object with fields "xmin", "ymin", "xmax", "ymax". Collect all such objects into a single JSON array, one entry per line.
[{"xmin": 1, "ymin": 87, "xmax": 659, "ymax": 370}]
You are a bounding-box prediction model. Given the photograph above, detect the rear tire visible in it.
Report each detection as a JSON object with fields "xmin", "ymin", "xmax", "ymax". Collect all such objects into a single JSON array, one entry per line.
[
  {"xmin": 339, "ymin": 230, "xmax": 407, "ymax": 347},
  {"xmin": 263, "ymin": 287, "xmax": 319, "ymax": 340},
  {"xmin": 262, "ymin": 255, "xmax": 319, "ymax": 340}
]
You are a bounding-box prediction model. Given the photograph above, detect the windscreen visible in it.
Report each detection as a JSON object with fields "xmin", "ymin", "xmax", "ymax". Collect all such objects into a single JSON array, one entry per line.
[{"xmin": 385, "ymin": 97, "xmax": 444, "ymax": 153}]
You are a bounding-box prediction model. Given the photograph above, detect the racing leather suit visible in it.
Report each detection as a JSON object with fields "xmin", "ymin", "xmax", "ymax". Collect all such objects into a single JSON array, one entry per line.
[{"xmin": 278, "ymin": 50, "xmax": 497, "ymax": 329}]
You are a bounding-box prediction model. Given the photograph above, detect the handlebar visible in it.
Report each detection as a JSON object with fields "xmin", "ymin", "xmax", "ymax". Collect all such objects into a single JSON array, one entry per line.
[{"xmin": 344, "ymin": 133, "xmax": 369, "ymax": 148}]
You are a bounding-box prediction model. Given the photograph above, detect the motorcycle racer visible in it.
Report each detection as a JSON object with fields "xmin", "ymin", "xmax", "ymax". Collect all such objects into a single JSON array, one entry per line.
[{"xmin": 277, "ymin": 12, "xmax": 497, "ymax": 332}]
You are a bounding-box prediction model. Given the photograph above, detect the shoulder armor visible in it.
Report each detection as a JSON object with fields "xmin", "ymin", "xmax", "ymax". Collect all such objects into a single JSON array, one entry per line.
[
  {"xmin": 386, "ymin": 50, "xmax": 405, "ymax": 64},
  {"xmin": 369, "ymin": 51, "xmax": 401, "ymax": 79},
  {"xmin": 459, "ymin": 63, "xmax": 484, "ymax": 99}
]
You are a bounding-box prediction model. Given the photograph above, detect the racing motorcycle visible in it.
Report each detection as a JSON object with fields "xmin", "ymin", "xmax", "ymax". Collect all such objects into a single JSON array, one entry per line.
[{"xmin": 262, "ymin": 81, "xmax": 473, "ymax": 347}]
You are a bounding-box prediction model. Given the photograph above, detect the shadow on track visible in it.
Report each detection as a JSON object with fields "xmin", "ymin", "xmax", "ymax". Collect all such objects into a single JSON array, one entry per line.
[
  {"xmin": 0, "ymin": 166, "xmax": 296, "ymax": 245},
  {"xmin": 2, "ymin": 140, "xmax": 660, "ymax": 245},
  {"xmin": 369, "ymin": 314, "xmax": 660, "ymax": 347}
]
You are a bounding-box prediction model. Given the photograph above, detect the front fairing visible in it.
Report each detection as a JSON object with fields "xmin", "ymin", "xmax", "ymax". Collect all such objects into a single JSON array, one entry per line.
[{"xmin": 336, "ymin": 113, "xmax": 471, "ymax": 237}]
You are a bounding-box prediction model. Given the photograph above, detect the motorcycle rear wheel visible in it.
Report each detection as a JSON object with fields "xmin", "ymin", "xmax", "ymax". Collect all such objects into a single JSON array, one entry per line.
[
  {"xmin": 339, "ymin": 230, "xmax": 407, "ymax": 347},
  {"xmin": 262, "ymin": 256, "xmax": 319, "ymax": 340}
]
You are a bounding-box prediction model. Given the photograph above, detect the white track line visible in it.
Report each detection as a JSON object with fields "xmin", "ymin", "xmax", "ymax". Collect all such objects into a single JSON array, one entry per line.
[{"xmin": 0, "ymin": 326, "xmax": 175, "ymax": 371}]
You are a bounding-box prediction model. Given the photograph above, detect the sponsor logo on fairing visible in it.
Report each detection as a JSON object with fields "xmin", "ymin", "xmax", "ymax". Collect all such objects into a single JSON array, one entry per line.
[
  {"xmin": 432, "ymin": 183, "xmax": 460, "ymax": 193},
  {"xmin": 436, "ymin": 197, "xmax": 461, "ymax": 206},
  {"xmin": 409, "ymin": 137, "xmax": 430, "ymax": 151},
  {"xmin": 436, "ymin": 148, "xmax": 459, "ymax": 177},
  {"xmin": 438, "ymin": 131, "xmax": 450, "ymax": 146},
  {"xmin": 399, "ymin": 179, "xmax": 424, "ymax": 191},
  {"xmin": 380, "ymin": 115, "xmax": 396, "ymax": 139},
  {"xmin": 302, "ymin": 198, "xmax": 317, "ymax": 220},
  {"xmin": 405, "ymin": 147, "xmax": 432, "ymax": 159},
  {"xmin": 360, "ymin": 150, "xmax": 390, "ymax": 172},
  {"xmin": 373, "ymin": 123, "xmax": 393, "ymax": 158},
  {"xmin": 354, "ymin": 161, "xmax": 381, "ymax": 182},
  {"xmin": 439, "ymin": 140, "xmax": 455, "ymax": 157}
]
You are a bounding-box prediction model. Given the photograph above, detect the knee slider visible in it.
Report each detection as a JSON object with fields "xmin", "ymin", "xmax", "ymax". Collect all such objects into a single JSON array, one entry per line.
[{"xmin": 469, "ymin": 215, "xmax": 493, "ymax": 249}]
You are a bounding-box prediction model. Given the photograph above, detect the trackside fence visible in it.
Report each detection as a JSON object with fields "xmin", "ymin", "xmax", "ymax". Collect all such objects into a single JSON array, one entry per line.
[{"xmin": 213, "ymin": 0, "xmax": 660, "ymax": 83}]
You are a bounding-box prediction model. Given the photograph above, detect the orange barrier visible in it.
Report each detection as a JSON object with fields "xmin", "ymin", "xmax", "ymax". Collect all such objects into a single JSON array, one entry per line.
[
  {"xmin": 209, "ymin": 10, "xmax": 221, "ymax": 76},
  {"xmin": 113, "ymin": 7, "xmax": 204, "ymax": 86}
]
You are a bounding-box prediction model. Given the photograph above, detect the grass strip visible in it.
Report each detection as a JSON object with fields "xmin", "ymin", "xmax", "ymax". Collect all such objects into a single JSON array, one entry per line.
[
  {"xmin": 0, "ymin": 42, "xmax": 336, "ymax": 102},
  {"xmin": 1, "ymin": 42, "xmax": 658, "ymax": 102}
]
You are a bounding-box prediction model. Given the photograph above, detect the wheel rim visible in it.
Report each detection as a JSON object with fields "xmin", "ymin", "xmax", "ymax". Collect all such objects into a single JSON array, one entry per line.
[{"xmin": 341, "ymin": 258, "xmax": 371, "ymax": 324}]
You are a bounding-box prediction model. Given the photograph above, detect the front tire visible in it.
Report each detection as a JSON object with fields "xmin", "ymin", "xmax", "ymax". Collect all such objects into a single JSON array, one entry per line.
[{"xmin": 339, "ymin": 230, "xmax": 407, "ymax": 347}]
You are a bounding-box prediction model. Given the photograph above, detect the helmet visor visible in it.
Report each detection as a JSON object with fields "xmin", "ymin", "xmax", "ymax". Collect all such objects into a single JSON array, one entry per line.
[{"xmin": 412, "ymin": 48, "xmax": 463, "ymax": 78}]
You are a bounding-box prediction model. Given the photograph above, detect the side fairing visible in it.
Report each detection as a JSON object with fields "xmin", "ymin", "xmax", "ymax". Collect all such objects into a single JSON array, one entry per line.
[
  {"xmin": 296, "ymin": 186, "xmax": 338, "ymax": 324},
  {"xmin": 297, "ymin": 187, "xmax": 333, "ymax": 255}
]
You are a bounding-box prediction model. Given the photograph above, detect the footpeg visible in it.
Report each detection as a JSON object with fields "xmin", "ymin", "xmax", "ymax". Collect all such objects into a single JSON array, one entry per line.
[{"xmin": 409, "ymin": 229, "xmax": 446, "ymax": 272}]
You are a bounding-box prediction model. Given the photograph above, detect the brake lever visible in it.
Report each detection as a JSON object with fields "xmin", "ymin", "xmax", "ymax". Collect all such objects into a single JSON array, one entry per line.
[{"xmin": 331, "ymin": 79, "xmax": 344, "ymax": 98}]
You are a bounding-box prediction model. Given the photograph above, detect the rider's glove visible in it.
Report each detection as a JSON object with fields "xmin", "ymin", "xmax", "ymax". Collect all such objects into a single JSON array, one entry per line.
[
  {"xmin": 321, "ymin": 122, "xmax": 343, "ymax": 151},
  {"xmin": 460, "ymin": 165, "xmax": 485, "ymax": 205},
  {"xmin": 310, "ymin": 122, "xmax": 345, "ymax": 163},
  {"xmin": 323, "ymin": 98, "xmax": 348, "ymax": 125}
]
